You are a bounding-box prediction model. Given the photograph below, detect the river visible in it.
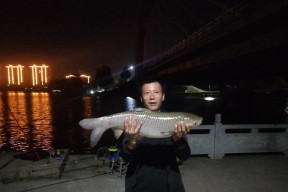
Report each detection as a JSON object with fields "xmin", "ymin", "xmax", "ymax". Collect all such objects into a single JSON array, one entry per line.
[{"xmin": 0, "ymin": 90, "xmax": 287, "ymax": 154}]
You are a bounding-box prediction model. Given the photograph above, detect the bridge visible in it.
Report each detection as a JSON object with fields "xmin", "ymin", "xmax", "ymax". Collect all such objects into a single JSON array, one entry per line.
[{"xmin": 134, "ymin": 0, "xmax": 288, "ymax": 87}]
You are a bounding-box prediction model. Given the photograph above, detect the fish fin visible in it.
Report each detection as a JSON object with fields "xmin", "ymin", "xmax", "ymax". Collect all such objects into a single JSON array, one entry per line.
[
  {"xmin": 79, "ymin": 118, "xmax": 97, "ymax": 130},
  {"xmin": 112, "ymin": 128, "xmax": 124, "ymax": 139},
  {"xmin": 90, "ymin": 127, "xmax": 106, "ymax": 147}
]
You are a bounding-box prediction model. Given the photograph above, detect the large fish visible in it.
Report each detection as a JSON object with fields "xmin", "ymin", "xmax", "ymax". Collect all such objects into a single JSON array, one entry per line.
[{"xmin": 79, "ymin": 108, "xmax": 203, "ymax": 147}]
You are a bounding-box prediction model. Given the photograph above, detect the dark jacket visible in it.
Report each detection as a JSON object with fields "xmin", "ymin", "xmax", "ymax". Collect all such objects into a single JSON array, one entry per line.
[{"xmin": 120, "ymin": 136, "xmax": 191, "ymax": 192}]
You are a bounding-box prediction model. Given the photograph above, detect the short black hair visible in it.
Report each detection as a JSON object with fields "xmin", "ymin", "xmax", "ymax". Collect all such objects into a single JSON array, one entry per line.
[{"xmin": 138, "ymin": 76, "xmax": 166, "ymax": 96}]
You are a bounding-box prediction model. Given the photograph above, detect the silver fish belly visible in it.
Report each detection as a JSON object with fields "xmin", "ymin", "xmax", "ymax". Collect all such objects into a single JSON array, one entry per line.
[{"xmin": 79, "ymin": 108, "xmax": 202, "ymax": 147}]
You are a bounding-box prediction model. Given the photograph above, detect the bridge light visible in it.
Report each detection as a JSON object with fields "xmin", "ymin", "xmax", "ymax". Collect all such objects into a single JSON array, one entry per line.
[
  {"xmin": 204, "ymin": 96, "xmax": 215, "ymax": 101},
  {"xmin": 128, "ymin": 65, "xmax": 134, "ymax": 70}
]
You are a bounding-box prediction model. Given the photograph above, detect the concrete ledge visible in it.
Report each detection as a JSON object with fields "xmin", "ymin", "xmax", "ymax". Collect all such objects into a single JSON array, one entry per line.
[
  {"xmin": 0, "ymin": 150, "xmax": 112, "ymax": 184},
  {"xmin": 0, "ymin": 150, "xmax": 68, "ymax": 183},
  {"xmin": 63, "ymin": 155, "xmax": 108, "ymax": 172}
]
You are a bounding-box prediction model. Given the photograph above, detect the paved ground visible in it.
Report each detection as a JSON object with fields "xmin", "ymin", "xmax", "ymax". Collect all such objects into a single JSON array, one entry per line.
[{"xmin": 1, "ymin": 153, "xmax": 288, "ymax": 192}]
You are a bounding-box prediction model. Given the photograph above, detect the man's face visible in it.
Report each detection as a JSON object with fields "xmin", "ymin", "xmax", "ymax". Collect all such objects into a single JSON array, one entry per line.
[{"xmin": 140, "ymin": 82, "xmax": 165, "ymax": 111}]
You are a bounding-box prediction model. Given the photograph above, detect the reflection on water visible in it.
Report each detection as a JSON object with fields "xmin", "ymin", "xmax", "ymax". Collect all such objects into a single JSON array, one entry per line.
[
  {"xmin": 82, "ymin": 96, "xmax": 93, "ymax": 117},
  {"xmin": 0, "ymin": 92, "xmax": 92, "ymax": 151},
  {"xmin": 7, "ymin": 92, "xmax": 30, "ymax": 151},
  {"xmin": 0, "ymin": 92, "xmax": 53, "ymax": 151},
  {"xmin": 0, "ymin": 92, "xmax": 138, "ymax": 153},
  {"xmin": 0, "ymin": 90, "xmax": 287, "ymax": 153},
  {"xmin": 30, "ymin": 92, "xmax": 53, "ymax": 150}
]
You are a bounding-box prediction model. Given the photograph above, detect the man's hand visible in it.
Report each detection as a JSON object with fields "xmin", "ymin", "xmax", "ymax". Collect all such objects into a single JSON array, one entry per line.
[
  {"xmin": 172, "ymin": 121, "xmax": 192, "ymax": 142},
  {"xmin": 124, "ymin": 115, "xmax": 142, "ymax": 150}
]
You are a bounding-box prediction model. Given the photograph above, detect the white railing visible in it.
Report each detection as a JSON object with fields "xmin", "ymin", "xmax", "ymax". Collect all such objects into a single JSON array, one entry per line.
[{"xmin": 187, "ymin": 114, "xmax": 288, "ymax": 159}]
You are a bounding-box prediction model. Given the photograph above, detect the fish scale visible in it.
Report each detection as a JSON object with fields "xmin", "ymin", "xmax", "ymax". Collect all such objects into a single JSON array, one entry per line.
[{"xmin": 79, "ymin": 108, "xmax": 203, "ymax": 147}]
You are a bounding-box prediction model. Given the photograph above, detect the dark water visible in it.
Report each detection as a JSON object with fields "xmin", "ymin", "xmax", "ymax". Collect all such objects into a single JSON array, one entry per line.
[
  {"xmin": 0, "ymin": 91, "xmax": 138, "ymax": 153},
  {"xmin": 0, "ymin": 90, "xmax": 287, "ymax": 153},
  {"xmin": 165, "ymin": 90, "xmax": 288, "ymax": 125}
]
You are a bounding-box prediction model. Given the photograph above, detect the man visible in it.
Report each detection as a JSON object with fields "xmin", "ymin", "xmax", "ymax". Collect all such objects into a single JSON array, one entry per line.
[{"xmin": 120, "ymin": 78, "xmax": 191, "ymax": 192}]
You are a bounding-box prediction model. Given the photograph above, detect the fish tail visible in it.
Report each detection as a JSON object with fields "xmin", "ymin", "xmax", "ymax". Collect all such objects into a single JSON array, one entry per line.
[
  {"xmin": 79, "ymin": 118, "xmax": 107, "ymax": 147},
  {"xmin": 90, "ymin": 127, "xmax": 106, "ymax": 147}
]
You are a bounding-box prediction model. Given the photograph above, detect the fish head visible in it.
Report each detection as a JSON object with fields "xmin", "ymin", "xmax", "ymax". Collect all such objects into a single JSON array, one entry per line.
[{"xmin": 183, "ymin": 113, "xmax": 203, "ymax": 127}]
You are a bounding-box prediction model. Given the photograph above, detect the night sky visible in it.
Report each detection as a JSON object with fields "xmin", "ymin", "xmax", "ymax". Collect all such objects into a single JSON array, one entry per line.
[
  {"xmin": 0, "ymin": 0, "xmax": 246, "ymax": 81},
  {"xmin": 0, "ymin": 0, "xmax": 144, "ymax": 79}
]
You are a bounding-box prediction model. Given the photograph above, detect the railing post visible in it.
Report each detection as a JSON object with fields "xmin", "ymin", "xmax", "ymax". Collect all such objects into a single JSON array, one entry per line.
[
  {"xmin": 214, "ymin": 114, "xmax": 225, "ymax": 159},
  {"xmin": 215, "ymin": 114, "xmax": 222, "ymax": 123}
]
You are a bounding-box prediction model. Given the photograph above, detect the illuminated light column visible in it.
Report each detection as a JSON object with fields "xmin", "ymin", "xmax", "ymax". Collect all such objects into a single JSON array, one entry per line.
[
  {"xmin": 17, "ymin": 64, "xmax": 24, "ymax": 85},
  {"xmin": 29, "ymin": 64, "xmax": 49, "ymax": 86},
  {"xmin": 5, "ymin": 64, "xmax": 24, "ymax": 85},
  {"xmin": 6, "ymin": 65, "xmax": 13, "ymax": 84},
  {"xmin": 30, "ymin": 64, "xmax": 37, "ymax": 86},
  {"xmin": 65, "ymin": 74, "xmax": 76, "ymax": 79},
  {"xmin": 42, "ymin": 64, "xmax": 48, "ymax": 85},
  {"xmin": 80, "ymin": 74, "xmax": 90, "ymax": 83}
]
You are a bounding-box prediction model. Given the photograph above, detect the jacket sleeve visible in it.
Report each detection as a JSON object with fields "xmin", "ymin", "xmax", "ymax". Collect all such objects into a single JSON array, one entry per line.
[
  {"xmin": 173, "ymin": 137, "xmax": 191, "ymax": 161},
  {"xmin": 119, "ymin": 136, "xmax": 137, "ymax": 162}
]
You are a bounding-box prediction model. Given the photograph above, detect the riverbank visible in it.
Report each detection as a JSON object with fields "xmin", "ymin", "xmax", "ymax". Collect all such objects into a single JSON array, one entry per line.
[{"xmin": 1, "ymin": 153, "xmax": 287, "ymax": 192}]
